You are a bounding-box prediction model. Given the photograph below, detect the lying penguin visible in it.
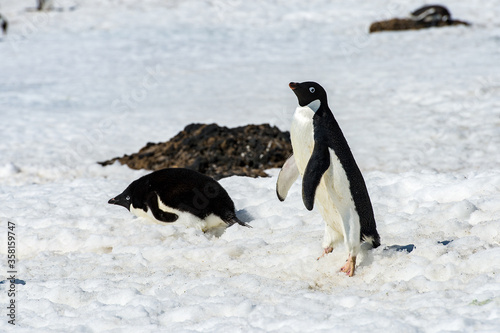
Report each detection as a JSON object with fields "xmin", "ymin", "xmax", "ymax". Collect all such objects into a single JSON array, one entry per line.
[
  {"xmin": 277, "ymin": 81, "xmax": 380, "ymax": 276},
  {"xmin": 410, "ymin": 5, "xmax": 452, "ymax": 26},
  {"xmin": 109, "ymin": 168, "xmax": 249, "ymax": 232}
]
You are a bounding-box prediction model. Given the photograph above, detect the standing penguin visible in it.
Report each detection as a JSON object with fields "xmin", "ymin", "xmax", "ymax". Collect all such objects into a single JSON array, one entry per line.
[
  {"xmin": 109, "ymin": 168, "xmax": 249, "ymax": 232},
  {"xmin": 0, "ymin": 14, "xmax": 8, "ymax": 35},
  {"xmin": 276, "ymin": 81, "xmax": 380, "ymax": 276}
]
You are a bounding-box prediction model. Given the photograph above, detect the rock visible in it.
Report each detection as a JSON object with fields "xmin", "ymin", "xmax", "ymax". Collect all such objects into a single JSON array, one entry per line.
[
  {"xmin": 369, "ymin": 17, "xmax": 470, "ymax": 33},
  {"xmin": 99, "ymin": 123, "xmax": 292, "ymax": 179}
]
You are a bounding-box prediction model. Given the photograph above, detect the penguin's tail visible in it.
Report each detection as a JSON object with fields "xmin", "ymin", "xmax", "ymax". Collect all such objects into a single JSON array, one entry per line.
[
  {"xmin": 362, "ymin": 233, "xmax": 380, "ymax": 249},
  {"xmin": 227, "ymin": 216, "xmax": 252, "ymax": 228}
]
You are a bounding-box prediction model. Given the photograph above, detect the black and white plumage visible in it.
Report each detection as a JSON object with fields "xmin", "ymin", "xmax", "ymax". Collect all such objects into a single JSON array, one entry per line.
[
  {"xmin": 410, "ymin": 5, "xmax": 452, "ymax": 26},
  {"xmin": 109, "ymin": 168, "xmax": 248, "ymax": 231},
  {"xmin": 0, "ymin": 14, "xmax": 7, "ymax": 35},
  {"xmin": 276, "ymin": 81, "xmax": 380, "ymax": 276}
]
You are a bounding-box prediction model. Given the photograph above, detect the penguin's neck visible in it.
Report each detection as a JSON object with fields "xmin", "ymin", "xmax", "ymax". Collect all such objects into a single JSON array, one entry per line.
[
  {"xmin": 293, "ymin": 99, "xmax": 321, "ymax": 122},
  {"xmin": 306, "ymin": 99, "xmax": 321, "ymax": 112}
]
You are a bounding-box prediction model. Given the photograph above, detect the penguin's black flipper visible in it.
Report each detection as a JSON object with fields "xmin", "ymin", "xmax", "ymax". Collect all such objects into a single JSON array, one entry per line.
[
  {"xmin": 276, "ymin": 154, "xmax": 299, "ymax": 201},
  {"xmin": 302, "ymin": 143, "xmax": 330, "ymax": 211},
  {"xmin": 146, "ymin": 192, "xmax": 179, "ymax": 223}
]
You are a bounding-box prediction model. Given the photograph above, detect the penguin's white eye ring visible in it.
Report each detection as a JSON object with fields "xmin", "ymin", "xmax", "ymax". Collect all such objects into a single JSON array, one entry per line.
[
  {"xmin": 309, "ymin": 87, "xmax": 315, "ymax": 93},
  {"xmin": 126, "ymin": 196, "xmax": 130, "ymax": 201}
]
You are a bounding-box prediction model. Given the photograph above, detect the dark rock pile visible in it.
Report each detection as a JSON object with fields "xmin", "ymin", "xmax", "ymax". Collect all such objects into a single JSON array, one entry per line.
[
  {"xmin": 369, "ymin": 17, "xmax": 470, "ymax": 33},
  {"xmin": 99, "ymin": 123, "xmax": 293, "ymax": 179}
]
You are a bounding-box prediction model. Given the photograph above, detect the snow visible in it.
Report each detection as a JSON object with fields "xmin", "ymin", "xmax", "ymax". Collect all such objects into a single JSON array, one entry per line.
[{"xmin": 1, "ymin": 0, "xmax": 499, "ymax": 331}]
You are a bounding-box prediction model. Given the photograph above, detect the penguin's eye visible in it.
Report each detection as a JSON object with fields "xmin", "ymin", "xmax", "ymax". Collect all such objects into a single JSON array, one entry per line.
[
  {"xmin": 309, "ymin": 87, "xmax": 315, "ymax": 93},
  {"xmin": 126, "ymin": 196, "xmax": 130, "ymax": 201}
]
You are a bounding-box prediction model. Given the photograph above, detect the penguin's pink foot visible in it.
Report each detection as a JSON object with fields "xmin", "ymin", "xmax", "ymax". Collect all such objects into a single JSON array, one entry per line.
[
  {"xmin": 317, "ymin": 247, "xmax": 333, "ymax": 260},
  {"xmin": 340, "ymin": 255, "xmax": 357, "ymax": 277}
]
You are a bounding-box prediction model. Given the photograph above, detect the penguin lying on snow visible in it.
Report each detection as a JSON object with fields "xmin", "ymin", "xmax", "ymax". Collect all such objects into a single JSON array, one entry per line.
[
  {"xmin": 109, "ymin": 168, "xmax": 249, "ymax": 231},
  {"xmin": 410, "ymin": 5, "xmax": 451, "ymax": 26},
  {"xmin": 277, "ymin": 81, "xmax": 380, "ymax": 276}
]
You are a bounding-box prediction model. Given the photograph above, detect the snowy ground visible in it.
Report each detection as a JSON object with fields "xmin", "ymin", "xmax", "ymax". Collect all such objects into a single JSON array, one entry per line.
[{"xmin": 1, "ymin": 0, "xmax": 499, "ymax": 331}]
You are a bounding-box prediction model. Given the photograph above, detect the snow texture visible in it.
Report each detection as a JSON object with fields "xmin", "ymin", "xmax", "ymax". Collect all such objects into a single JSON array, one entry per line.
[{"xmin": 0, "ymin": 0, "xmax": 499, "ymax": 332}]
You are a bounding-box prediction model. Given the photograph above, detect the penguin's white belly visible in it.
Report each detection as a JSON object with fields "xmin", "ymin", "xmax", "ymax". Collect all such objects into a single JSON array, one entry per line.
[
  {"xmin": 290, "ymin": 106, "xmax": 356, "ymax": 238},
  {"xmin": 130, "ymin": 195, "xmax": 227, "ymax": 231},
  {"xmin": 318, "ymin": 151, "xmax": 357, "ymax": 235}
]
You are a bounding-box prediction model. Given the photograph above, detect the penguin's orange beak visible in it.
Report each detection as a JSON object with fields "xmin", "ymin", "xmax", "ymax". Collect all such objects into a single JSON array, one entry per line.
[{"xmin": 289, "ymin": 82, "xmax": 299, "ymax": 90}]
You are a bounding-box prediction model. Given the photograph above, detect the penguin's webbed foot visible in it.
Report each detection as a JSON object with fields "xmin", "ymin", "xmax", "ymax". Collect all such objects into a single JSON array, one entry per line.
[
  {"xmin": 317, "ymin": 246, "xmax": 333, "ymax": 260},
  {"xmin": 340, "ymin": 255, "xmax": 356, "ymax": 277}
]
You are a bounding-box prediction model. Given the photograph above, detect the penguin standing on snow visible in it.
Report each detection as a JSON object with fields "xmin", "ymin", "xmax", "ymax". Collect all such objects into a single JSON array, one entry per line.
[
  {"xmin": 276, "ymin": 81, "xmax": 380, "ymax": 276},
  {"xmin": 0, "ymin": 14, "xmax": 8, "ymax": 35},
  {"xmin": 109, "ymin": 168, "xmax": 249, "ymax": 231}
]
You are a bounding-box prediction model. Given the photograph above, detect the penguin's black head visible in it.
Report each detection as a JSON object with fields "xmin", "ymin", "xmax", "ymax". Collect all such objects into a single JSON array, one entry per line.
[
  {"xmin": 108, "ymin": 188, "xmax": 132, "ymax": 211},
  {"xmin": 289, "ymin": 81, "xmax": 327, "ymax": 107}
]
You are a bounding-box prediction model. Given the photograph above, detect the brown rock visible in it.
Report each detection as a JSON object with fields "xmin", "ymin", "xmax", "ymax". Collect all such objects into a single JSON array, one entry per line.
[
  {"xmin": 99, "ymin": 123, "xmax": 293, "ymax": 180},
  {"xmin": 369, "ymin": 18, "xmax": 470, "ymax": 33}
]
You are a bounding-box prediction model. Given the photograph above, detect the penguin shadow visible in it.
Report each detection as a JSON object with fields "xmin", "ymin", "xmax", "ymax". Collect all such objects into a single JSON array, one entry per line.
[
  {"xmin": 381, "ymin": 240, "xmax": 453, "ymax": 254},
  {"xmin": 236, "ymin": 209, "xmax": 254, "ymax": 225},
  {"xmin": 0, "ymin": 279, "xmax": 26, "ymax": 285},
  {"xmin": 383, "ymin": 244, "xmax": 416, "ymax": 253}
]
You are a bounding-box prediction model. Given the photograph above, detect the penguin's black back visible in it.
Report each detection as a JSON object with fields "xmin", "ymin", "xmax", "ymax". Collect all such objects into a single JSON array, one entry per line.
[
  {"xmin": 314, "ymin": 107, "xmax": 380, "ymax": 247},
  {"xmin": 130, "ymin": 168, "xmax": 238, "ymax": 223},
  {"xmin": 411, "ymin": 5, "xmax": 451, "ymax": 24},
  {"xmin": 411, "ymin": 5, "xmax": 450, "ymax": 18}
]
